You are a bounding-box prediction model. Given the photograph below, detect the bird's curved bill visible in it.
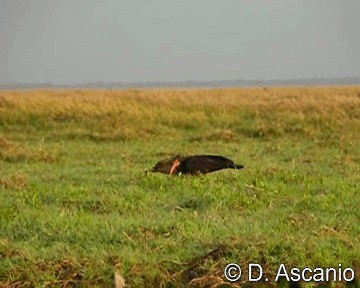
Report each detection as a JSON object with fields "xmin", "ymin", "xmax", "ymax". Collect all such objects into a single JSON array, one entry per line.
[{"xmin": 170, "ymin": 159, "xmax": 180, "ymax": 175}]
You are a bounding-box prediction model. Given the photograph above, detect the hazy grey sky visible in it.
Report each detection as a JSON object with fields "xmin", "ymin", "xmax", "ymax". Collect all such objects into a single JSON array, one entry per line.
[{"xmin": 1, "ymin": 1, "xmax": 360, "ymax": 84}]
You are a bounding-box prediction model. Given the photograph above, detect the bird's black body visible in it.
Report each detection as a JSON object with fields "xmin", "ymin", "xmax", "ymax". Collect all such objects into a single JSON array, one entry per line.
[
  {"xmin": 177, "ymin": 155, "xmax": 243, "ymax": 175},
  {"xmin": 150, "ymin": 154, "xmax": 244, "ymax": 175}
]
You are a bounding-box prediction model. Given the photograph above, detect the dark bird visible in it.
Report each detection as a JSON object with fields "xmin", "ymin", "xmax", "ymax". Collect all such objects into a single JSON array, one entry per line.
[{"xmin": 150, "ymin": 155, "xmax": 244, "ymax": 175}]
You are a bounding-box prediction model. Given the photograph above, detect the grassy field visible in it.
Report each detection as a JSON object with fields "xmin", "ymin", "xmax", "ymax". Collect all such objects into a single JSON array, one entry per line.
[{"xmin": 0, "ymin": 87, "xmax": 359, "ymax": 287}]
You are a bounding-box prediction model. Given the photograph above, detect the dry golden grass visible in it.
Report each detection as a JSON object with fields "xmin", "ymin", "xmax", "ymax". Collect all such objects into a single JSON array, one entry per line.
[
  {"xmin": 1, "ymin": 87, "xmax": 359, "ymax": 142},
  {"xmin": 1, "ymin": 86, "xmax": 359, "ymax": 111}
]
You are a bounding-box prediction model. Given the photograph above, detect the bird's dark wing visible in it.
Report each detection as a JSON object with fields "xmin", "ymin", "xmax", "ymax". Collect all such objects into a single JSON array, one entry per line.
[{"xmin": 183, "ymin": 155, "xmax": 237, "ymax": 174}]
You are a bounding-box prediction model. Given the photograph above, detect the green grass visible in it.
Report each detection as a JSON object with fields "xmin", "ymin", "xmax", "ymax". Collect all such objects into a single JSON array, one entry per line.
[{"xmin": 0, "ymin": 87, "xmax": 359, "ymax": 287}]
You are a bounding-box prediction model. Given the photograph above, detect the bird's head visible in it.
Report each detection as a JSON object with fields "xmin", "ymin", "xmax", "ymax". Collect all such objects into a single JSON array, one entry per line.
[{"xmin": 170, "ymin": 159, "xmax": 181, "ymax": 175}]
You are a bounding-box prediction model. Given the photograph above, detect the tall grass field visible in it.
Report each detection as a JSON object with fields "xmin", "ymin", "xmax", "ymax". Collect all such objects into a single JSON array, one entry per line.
[{"xmin": 0, "ymin": 87, "xmax": 359, "ymax": 287}]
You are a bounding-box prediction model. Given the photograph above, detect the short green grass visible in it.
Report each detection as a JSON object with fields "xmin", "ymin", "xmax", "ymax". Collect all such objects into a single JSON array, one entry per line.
[{"xmin": 0, "ymin": 87, "xmax": 359, "ymax": 287}]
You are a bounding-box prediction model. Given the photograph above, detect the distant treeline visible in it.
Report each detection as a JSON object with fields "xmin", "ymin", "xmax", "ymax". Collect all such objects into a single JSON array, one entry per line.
[{"xmin": 1, "ymin": 77, "xmax": 360, "ymax": 89}]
